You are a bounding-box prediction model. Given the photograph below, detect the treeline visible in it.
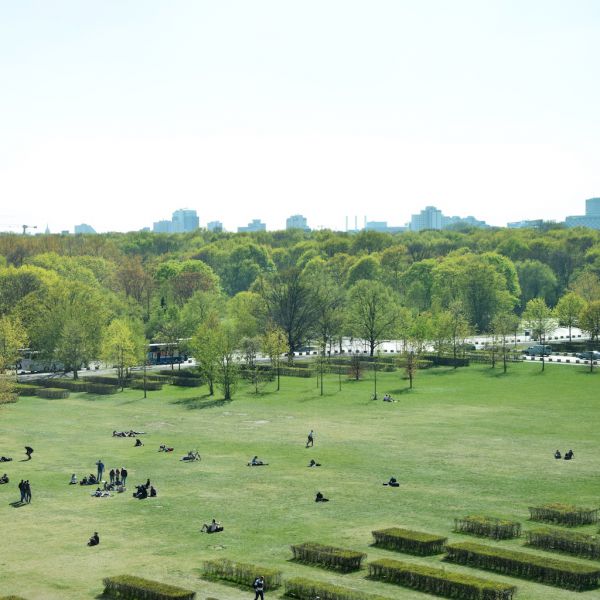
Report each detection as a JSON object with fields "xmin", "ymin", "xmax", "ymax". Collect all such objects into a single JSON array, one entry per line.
[{"xmin": 1, "ymin": 226, "xmax": 599, "ymax": 396}]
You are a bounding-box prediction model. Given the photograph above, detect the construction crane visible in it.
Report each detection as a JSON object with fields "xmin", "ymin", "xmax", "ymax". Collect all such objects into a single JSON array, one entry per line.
[{"xmin": 22, "ymin": 225, "xmax": 37, "ymax": 235}]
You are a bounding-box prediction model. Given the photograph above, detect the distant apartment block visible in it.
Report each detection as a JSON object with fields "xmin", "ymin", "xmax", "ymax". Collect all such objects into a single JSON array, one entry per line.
[
  {"xmin": 238, "ymin": 219, "xmax": 266, "ymax": 233},
  {"xmin": 565, "ymin": 197, "xmax": 600, "ymax": 230},
  {"xmin": 410, "ymin": 206, "xmax": 443, "ymax": 231},
  {"xmin": 152, "ymin": 220, "xmax": 173, "ymax": 233},
  {"xmin": 507, "ymin": 219, "xmax": 544, "ymax": 229},
  {"xmin": 74, "ymin": 223, "xmax": 96, "ymax": 234},
  {"xmin": 365, "ymin": 221, "xmax": 406, "ymax": 233},
  {"xmin": 172, "ymin": 209, "xmax": 199, "ymax": 233},
  {"xmin": 207, "ymin": 221, "xmax": 224, "ymax": 232},
  {"xmin": 286, "ymin": 214, "xmax": 310, "ymax": 231}
]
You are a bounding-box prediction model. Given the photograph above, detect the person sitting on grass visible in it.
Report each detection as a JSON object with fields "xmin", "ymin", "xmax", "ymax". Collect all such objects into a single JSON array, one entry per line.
[
  {"xmin": 87, "ymin": 532, "xmax": 99, "ymax": 546},
  {"xmin": 91, "ymin": 488, "xmax": 110, "ymax": 497},
  {"xmin": 69, "ymin": 474, "xmax": 77, "ymax": 485},
  {"xmin": 564, "ymin": 449, "xmax": 574, "ymax": 460},
  {"xmin": 181, "ymin": 450, "xmax": 200, "ymax": 461},
  {"xmin": 315, "ymin": 491, "xmax": 329, "ymax": 502},
  {"xmin": 133, "ymin": 484, "xmax": 148, "ymax": 499},
  {"xmin": 383, "ymin": 394, "xmax": 394, "ymax": 402},
  {"xmin": 248, "ymin": 456, "xmax": 267, "ymax": 466},
  {"xmin": 554, "ymin": 450, "xmax": 561, "ymax": 459},
  {"xmin": 0, "ymin": 456, "xmax": 12, "ymax": 462},
  {"xmin": 201, "ymin": 519, "xmax": 223, "ymax": 533},
  {"xmin": 308, "ymin": 459, "xmax": 321, "ymax": 467},
  {"xmin": 135, "ymin": 438, "xmax": 143, "ymax": 447},
  {"xmin": 0, "ymin": 473, "xmax": 8, "ymax": 484},
  {"xmin": 159, "ymin": 444, "xmax": 174, "ymax": 453},
  {"xmin": 150, "ymin": 486, "xmax": 157, "ymax": 497},
  {"xmin": 383, "ymin": 477, "xmax": 399, "ymax": 487}
]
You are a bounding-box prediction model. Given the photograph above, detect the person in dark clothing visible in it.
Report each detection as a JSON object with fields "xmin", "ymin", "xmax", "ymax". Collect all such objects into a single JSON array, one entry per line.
[
  {"xmin": 121, "ymin": 467, "xmax": 128, "ymax": 485},
  {"xmin": 308, "ymin": 459, "xmax": 321, "ymax": 467},
  {"xmin": 135, "ymin": 438, "xmax": 143, "ymax": 447},
  {"xmin": 96, "ymin": 460, "xmax": 105, "ymax": 482},
  {"xmin": 109, "ymin": 469, "xmax": 115, "ymax": 484},
  {"xmin": 87, "ymin": 532, "xmax": 99, "ymax": 546},
  {"xmin": 315, "ymin": 491, "xmax": 329, "ymax": 502},
  {"xmin": 253, "ymin": 575, "xmax": 265, "ymax": 600},
  {"xmin": 383, "ymin": 477, "xmax": 399, "ymax": 487},
  {"xmin": 0, "ymin": 473, "xmax": 8, "ymax": 484},
  {"xmin": 25, "ymin": 446, "xmax": 34, "ymax": 460},
  {"xmin": 24, "ymin": 480, "xmax": 31, "ymax": 503},
  {"xmin": 564, "ymin": 449, "xmax": 574, "ymax": 460},
  {"xmin": 306, "ymin": 430, "xmax": 314, "ymax": 448},
  {"xmin": 554, "ymin": 450, "xmax": 561, "ymax": 459},
  {"xmin": 18, "ymin": 479, "xmax": 25, "ymax": 502},
  {"xmin": 0, "ymin": 456, "xmax": 12, "ymax": 462},
  {"xmin": 150, "ymin": 486, "xmax": 157, "ymax": 497}
]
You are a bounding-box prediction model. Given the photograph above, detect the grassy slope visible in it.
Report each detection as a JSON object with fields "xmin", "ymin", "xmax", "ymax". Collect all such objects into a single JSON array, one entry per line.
[{"xmin": 0, "ymin": 363, "xmax": 599, "ymax": 600}]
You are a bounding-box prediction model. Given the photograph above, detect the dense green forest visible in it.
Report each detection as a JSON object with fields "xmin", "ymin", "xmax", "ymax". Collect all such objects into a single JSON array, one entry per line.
[{"xmin": 1, "ymin": 225, "xmax": 600, "ymax": 385}]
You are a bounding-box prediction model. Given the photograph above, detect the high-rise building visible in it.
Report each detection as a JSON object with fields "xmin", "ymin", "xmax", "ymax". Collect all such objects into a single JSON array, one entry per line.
[
  {"xmin": 238, "ymin": 219, "xmax": 266, "ymax": 233},
  {"xmin": 586, "ymin": 198, "xmax": 600, "ymax": 216},
  {"xmin": 565, "ymin": 197, "xmax": 600, "ymax": 230},
  {"xmin": 207, "ymin": 221, "xmax": 223, "ymax": 232},
  {"xmin": 172, "ymin": 209, "xmax": 199, "ymax": 233},
  {"xmin": 153, "ymin": 220, "xmax": 173, "ymax": 233},
  {"xmin": 286, "ymin": 214, "xmax": 310, "ymax": 231},
  {"xmin": 410, "ymin": 206, "xmax": 443, "ymax": 231},
  {"xmin": 74, "ymin": 223, "xmax": 96, "ymax": 234}
]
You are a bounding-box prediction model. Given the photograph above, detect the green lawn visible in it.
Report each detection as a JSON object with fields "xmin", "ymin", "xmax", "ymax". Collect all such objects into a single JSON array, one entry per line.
[{"xmin": 1, "ymin": 362, "xmax": 599, "ymax": 600}]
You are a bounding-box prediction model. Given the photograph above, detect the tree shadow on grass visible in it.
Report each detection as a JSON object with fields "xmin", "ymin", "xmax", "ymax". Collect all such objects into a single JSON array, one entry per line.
[{"xmin": 172, "ymin": 396, "xmax": 231, "ymax": 410}]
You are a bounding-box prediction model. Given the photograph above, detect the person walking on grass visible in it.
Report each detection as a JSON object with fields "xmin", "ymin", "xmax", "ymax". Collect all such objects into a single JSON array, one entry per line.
[
  {"xmin": 24, "ymin": 446, "xmax": 34, "ymax": 460},
  {"xmin": 253, "ymin": 575, "xmax": 265, "ymax": 600},
  {"xmin": 96, "ymin": 459, "xmax": 105, "ymax": 482},
  {"xmin": 306, "ymin": 430, "xmax": 314, "ymax": 448}
]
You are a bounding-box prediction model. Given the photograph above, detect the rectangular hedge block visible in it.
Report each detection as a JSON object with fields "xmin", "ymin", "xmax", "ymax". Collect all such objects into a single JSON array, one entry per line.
[
  {"xmin": 35, "ymin": 387, "xmax": 70, "ymax": 399},
  {"xmin": 529, "ymin": 503, "xmax": 598, "ymax": 526},
  {"xmin": 526, "ymin": 527, "xmax": 600, "ymax": 560},
  {"xmin": 85, "ymin": 383, "xmax": 119, "ymax": 395},
  {"xmin": 445, "ymin": 541, "xmax": 600, "ymax": 591},
  {"xmin": 129, "ymin": 380, "xmax": 163, "ymax": 391},
  {"xmin": 372, "ymin": 527, "xmax": 447, "ymax": 555},
  {"xmin": 454, "ymin": 516, "xmax": 521, "ymax": 540},
  {"xmin": 103, "ymin": 575, "xmax": 195, "ymax": 599},
  {"xmin": 202, "ymin": 558, "xmax": 281, "ymax": 589},
  {"xmin": 291, "ymin": 542, "xmax": 367, "ymax": 572},
  {"xmin": 369, "ymin": 558, "xmax": 516, "ymax": 600}
]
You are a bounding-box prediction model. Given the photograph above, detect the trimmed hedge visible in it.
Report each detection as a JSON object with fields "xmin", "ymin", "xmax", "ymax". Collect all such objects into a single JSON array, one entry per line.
[
  {"xmin": 371, "ymin": 527, "xmax": 447, "ymax": 555},
  {"xmin": 85, "ymin": 375, "xmax": 121, "ymax": 385},
  {"xmin": 129, "ymin": 380, "xmax": 163, "ymax": 391},
  {"xmin": 171, "ymin": 377, "xmax": 203, "ymax": 387},
  {"xmin": 284, "ymin": 577, "xmax": 388, "ymax": 600},
  {"xmin": 35, "ymin": 387, "xmax": 70, "ymax": 399},
  {"xmin": 454, "ymin": 516, "xmax": 521, "ymax": 540},
  {"xmin": 445, "ymin": 541, "xmax": 600, "ymax": 591},
  {"xmin": 130, "ymin": 372, "xmax": 171, "ymax": 382},
  {"xmin": 14, "ymin": 384, "xmax": 40, "ymax": 397},
  {"xmin": 529, "ymin": 503, "xmax": 598, "ymax": 526},
  {"xmin": 85, "ymin": 382, "xmax": 119, "ymax": 395},
  {"xmin": 38, "ymin": 378, "xmax": 88, "ymax": 392},
  {"xmin": 291, "ymin": 542, "xmax": 366, "ymax": 572},
  {"xmin": 279, "ymin": 367, "xmax": 313, "ymax": 378},
  {"xmin": 103, "ymin": 575, "xmax": 195, "ymax": 599},
  {"xmin": 526, "ymin": 527, "xmax": 600, "ymax": 560},
  {"xmin": 159, "ymin": 369, "xmax": 197, "ymax": 378},
  {"xmin": 368, "ymin": 558, "xmax": 516, "ymax": 600},
  {"xmin": 202, "ymin": 558, "xmax": 282, "ymax": 589}
]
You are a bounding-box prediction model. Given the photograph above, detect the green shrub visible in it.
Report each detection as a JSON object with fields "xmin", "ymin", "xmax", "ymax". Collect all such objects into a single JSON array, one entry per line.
[
  {"xmin": 85, "ymin": 382, "xmax": 119, "ymax": 395},
  {"xmin": 526, "ymin": 527, "xmax": 600, "ymax": 560},
  {"xmin": 159, "ymin": 369, "xmax": 198, "ymax": 378},
  {"xmin": 284, "ymin": 576, "xmax": 389, "ymax": 600},
  {"xmin": 454, "ymin": 515, "xmax": 521, "ymax": 540},
  {"xmin": 102, "ymin": 575, "xmax": 195, "ymax": 599},
  {"xmin": 14, "ymin": 384, "xmax": 39, "ymax": 397},
  {"xmin": 291, "ymin": 542, "xmax": 366, "ymax": 572},
  {"xmin": 129, "ymin": 380, "xmax": 163, "ymax": 391},
  {"xmin": 368, "ymin": 558, "xmax": 516, "ymax": 599},
  {"xmin": 202, "ymin": 558, "xmax": 282, "ymax": 589},
  {"xmin": 35, "ymin": 387, "xmax": 70, "ymax": 399},
  {"xmin": 371, "ymin": 527, "xmax": 446, "ymax": 555},
  {"xmin": 445, "ymin": 541, "xmax": 600, "ymax": 591},
  {"xmin": 39, "ymin": 378, "xmax": 88, "ymax": 392},
  {"xmin": 529, "ymin": 503, "xmax": 598, "ymax": 526},
  {"xmin": 279, "ymin": 367, "xmax": 313, "ymax": 378},
  {"xmin": 85, "ymin": 375, "xmax": 121, "ymax": 385},
  {"xmin": 171, "ymin": 377, "xmax": 203, "ymax": 387},
  {"xmin": 130, "ymin": 372, "xmax": 171, "ymax": 382}
]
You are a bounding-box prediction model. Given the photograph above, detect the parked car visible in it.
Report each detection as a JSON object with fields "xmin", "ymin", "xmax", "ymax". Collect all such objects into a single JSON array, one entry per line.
[
  {"xmin": 523, "ymin": 345, "xmax": 552, "ymax": 356},
  {"xmin": 576, "ymin": 350, "xmax": 600, "ymax": 360}
]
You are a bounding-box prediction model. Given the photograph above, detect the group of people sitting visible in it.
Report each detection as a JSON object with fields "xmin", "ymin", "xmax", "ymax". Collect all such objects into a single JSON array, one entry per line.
[
  {"xmin": 248, "ymin": 456, "xmax": 268, "ymax": 466},
  {"xmin": 181, "ymin": 450, "xmax": 200, "ymax": 462},
  {"xmin": 383, "ymin": 394, "xmax": 395, "ymax": 402},
  {"xmin": 0, "ymin": 473, "xmax": 8, "ymax": 484},
  {"xmin": 383, "ymin": 476, "xmax": 399, "ymax": 487},
  {"xmin": 113, "ymin": 430, "xmax": 145, "ymax": 437},
  {"xmin": 0, "ymin": 456, "xmax": 12, "ymax": 462},
  {"xmin": 201, "ymin": 519, "xmax": 223, "ymax": 533},
  {"xmin": 91, "ymin": 487, "xmax": 111, "ymax": 498},
  {"xmin": 555, "ymin": 449, "xmax": 575, "ymax": 460},
  {"xmin": 133, "ymin": 479, "xmax": 157, "ymax": 499},
  {"xmin": 159, "ymin": 444, "xmax": 174, "ymax": 453},
  {"xmin": 78, "ymin": 474, "xmax": 99, "ymax": 486}
]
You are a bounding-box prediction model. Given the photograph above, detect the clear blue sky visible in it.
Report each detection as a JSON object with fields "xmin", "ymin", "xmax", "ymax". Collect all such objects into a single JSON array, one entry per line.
[{"xmin": 1, "ymin": 1, "xmax": 599, "ymax": 233}]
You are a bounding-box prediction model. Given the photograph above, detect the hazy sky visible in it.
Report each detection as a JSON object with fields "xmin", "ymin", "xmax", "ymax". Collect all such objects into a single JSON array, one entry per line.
[{"xmin": 1, "ymin": 1, "xmax": 600, "ymax": 233}]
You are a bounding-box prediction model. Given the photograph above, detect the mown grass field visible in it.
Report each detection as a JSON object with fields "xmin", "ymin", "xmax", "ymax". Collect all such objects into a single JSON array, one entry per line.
[{"xmin": 1, "ymin": 362, "xmax": 599, "ymax": 600}]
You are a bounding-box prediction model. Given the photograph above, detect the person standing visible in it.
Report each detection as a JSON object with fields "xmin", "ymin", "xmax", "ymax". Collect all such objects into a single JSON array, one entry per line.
[
  {"xmin": 121, "ymin": 467, "xmax": 128, "ymax": 486},
  {"xmin": 96, "ymin": 459, "xmax": 105, "ymax": 482},
  {"xmin": 306, "ymin": 430, "xmax": 314, "ymax": 448},
  {"xmin": 24, "ymin": 446, "xmax": 34, "ymax": 460},
  {"xmin": 253, "ymin": 575, "xmax": 265, "ymax": 600},
  {"xmin": 24, "ymin": 480, "xmax": 31, "ymax": 503},
  {"xmin": 109, "ymin": 469, "xmax": 115, "ymax": 484},
  {"xmin": 18, "ymin": 479, "xmax": 25, "ymax": 503}
]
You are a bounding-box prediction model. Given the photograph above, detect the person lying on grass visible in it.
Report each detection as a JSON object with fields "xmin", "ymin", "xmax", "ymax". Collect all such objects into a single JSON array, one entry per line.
[
  {"xmin": 383, "ymin": 477, "xmax": 399, "ymax": 487},
  {"xmin": 248, "ymin": 456, "xmax": 269, "ymax": 466},
  {"xmin": 308, "ymin": 459, "xmax": 321, "ymax": 467},
  {"xmin": 159, "ymin": 444, "xmax": 174, "ymax": 452},
  {"xmin": 201, "ymin": 519, "xmax": 223, "ymax": 533},
  {"xmin": 181, "ymin": 450, "xmax": 200, "ymax": 461},
  {"xmin": 0, "ymin": 456, "xmax": 12, "ymax": 462},
  {"xmin": 315, "ymin": 491, "xmax": 329, "ymax": 502}
]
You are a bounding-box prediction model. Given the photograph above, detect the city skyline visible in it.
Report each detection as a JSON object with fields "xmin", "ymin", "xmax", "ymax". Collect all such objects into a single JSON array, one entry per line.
[{"xmin": 1, "ymin": 2, "xmax": 600, "ymax": 234}]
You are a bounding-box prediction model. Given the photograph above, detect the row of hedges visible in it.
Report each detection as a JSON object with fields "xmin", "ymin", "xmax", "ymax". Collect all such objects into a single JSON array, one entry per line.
[
  {"xmin": 445, "ymin": 541, "xmax": 600, "ymax": 591},
  {"xmin": 129, "ymin": 380, "xmax": 163, "ymax": 391},
  {"xmin": 279, "ymin": 367, "xmax": 313, "ymax": 378},
  {"xmin": 38, "ymin": 378, "xmax": 89, "ymax": 392},
  {"xmin": 36, "ymin": 387, "xmax": 69, "ymax": 399},
  {"xmin": 291, "ymin": 543, "xmax": 366, "ymax": 572},
  {"xmin": 84, "ymin": 375, "xmax": 121, "ymax": 385},
  {"xmin": 15, "ymin": 384, "xmax": 39, "ymax": 397},
  {"xmin": 130, "ymin": 372, "xmax": 172, "ymax": 382},
  {"xmin": 371, "ymin": 527, "xmax": 447, "ymax": 555},
  {"xmin": 529, "ymin": 503, "xmax": 598, "ymax": 526},
  {"xmin": 103, "ymin": 575, "xmax": 195, "ymax": 600},
  {"xmin": 171, "ymin": 377, "xmax": 203, "ymax": 387},
  {"xmin": 202, "ymin": 558, "xmax": 282, "ymax": 589},
  {"xmin": 526, "ymin": 527, "xmax": 600, "ymax": 560},
  {"xmin": 368, "ymin": 558, "xmax": 516, "ymax": 600},
  {"xmin": 454, "ymin": 516, "xmax": 521, "ymax": 540},
  {"xmin": 422, "ymin": 354, "xmax": 470, "ymax": 367},
  {"xmin": 159, "ymin": 369, "xmax": 199, "ymax": 378},
  {"xmin": 285, "ymin": 577, "xmax": 388, "ymax": 600}
]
